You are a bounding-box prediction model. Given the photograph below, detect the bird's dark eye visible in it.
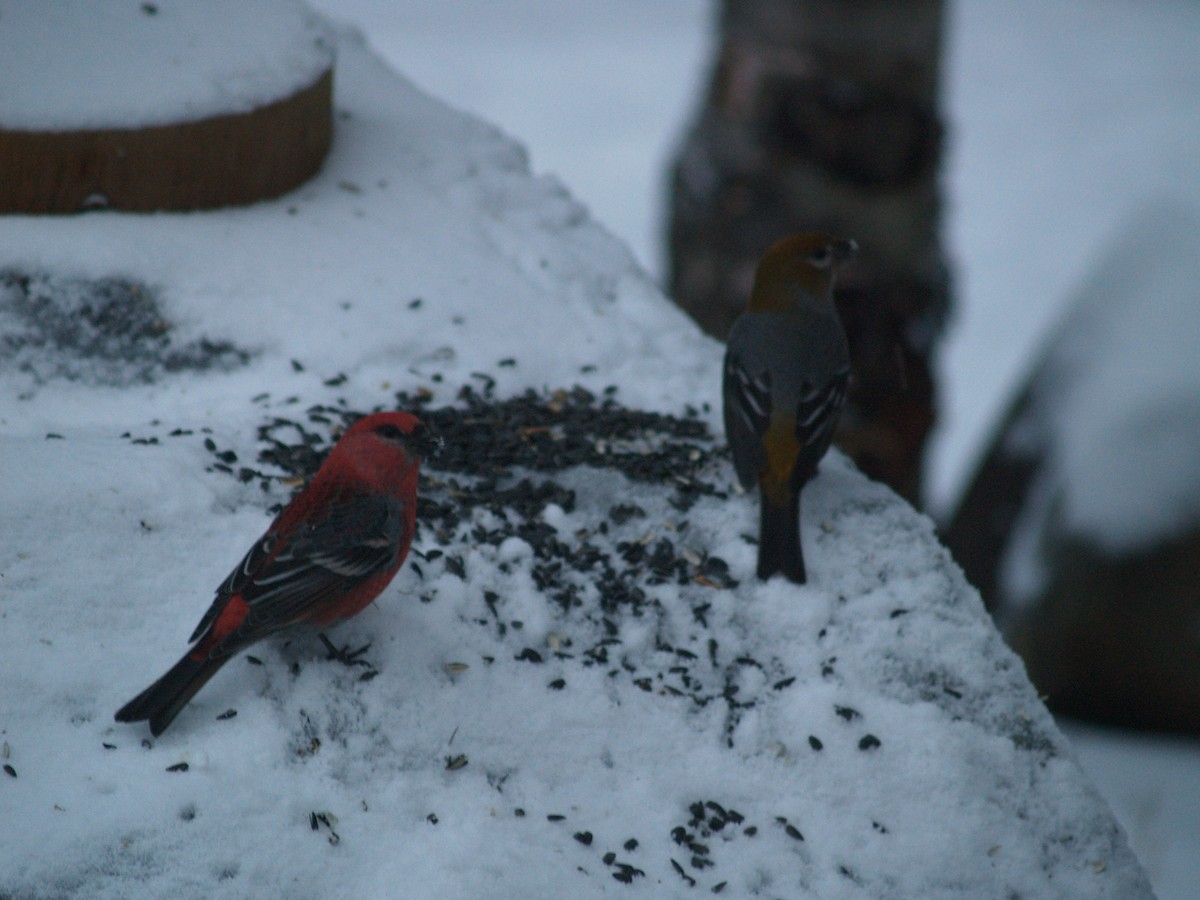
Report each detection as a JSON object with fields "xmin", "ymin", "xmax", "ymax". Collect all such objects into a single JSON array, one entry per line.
[
  {"xmin": 808, "ymin": 245, "xmax": 833, "ymax": 269},
  {"xmin": 375, "ymin": 423, "xmax": 406, "ymax": 441}
]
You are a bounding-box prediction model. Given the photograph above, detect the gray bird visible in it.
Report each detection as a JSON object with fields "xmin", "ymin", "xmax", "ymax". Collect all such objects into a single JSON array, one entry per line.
[{"xmin": 723, "ymin": 232, "xmax": 856, "ymax": 583}]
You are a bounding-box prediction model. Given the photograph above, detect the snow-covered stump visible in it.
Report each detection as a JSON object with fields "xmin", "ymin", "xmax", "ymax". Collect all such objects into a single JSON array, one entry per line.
[
  {"xmin": 0, "ymin": 19, "xmax": 1152, "ymax": 899},
  {"xmin": 0, "ymin": 1, "xmax": 333, "ymax": 212},
  {"xmin": 947, "ymin": 202, "xmax": 1200, "ymax": 735}
]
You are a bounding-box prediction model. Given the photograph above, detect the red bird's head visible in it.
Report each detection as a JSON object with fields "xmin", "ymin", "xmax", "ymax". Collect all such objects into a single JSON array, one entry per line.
[
  {"xmin": 328, "ymin": 411, "xmax": 441, "ymax": 490},
  {"xmin": 345, "ymin": 411, "xmax": 441, "ymax": 460}
]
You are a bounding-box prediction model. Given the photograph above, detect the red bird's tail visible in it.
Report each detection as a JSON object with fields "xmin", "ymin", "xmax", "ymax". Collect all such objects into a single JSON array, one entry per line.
[
  {"xmin": 757, "ymin": 490, "xmax": 807, "ymax": 584},
  {"xmin": 114, "ymin": 650, "xmax": 229, "ymax": 737}
]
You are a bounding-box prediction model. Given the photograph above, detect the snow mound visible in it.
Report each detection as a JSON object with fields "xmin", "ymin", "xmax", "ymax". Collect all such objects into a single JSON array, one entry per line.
[
  {"xmin": 0, "ymin": 0, "xmax": 333, "ymax": 131},
  {"xmin": 998, "ymin": 200, "xmax": 1200, "ymax": 601},
  {"xmin": 0, "ymin": 21, "xmax": 1150, "ymax": 899},
  {"xmin": 1054, "ymin": 202, "xmax": 1200, "ymax": 552}
]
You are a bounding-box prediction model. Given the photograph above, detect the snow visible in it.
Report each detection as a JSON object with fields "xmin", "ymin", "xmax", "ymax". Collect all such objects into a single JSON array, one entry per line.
[
  {"xmin": 1054, "ymin": 202, "xmax": 1200, "ymax": 552},
  {"xmin": 939, "ymin": 0, "xmax": 1200, "ymax": 517},
  {"xmin": 0, "ymin": 0, "xmax": 333, "ymax": 131},
  {"xmin": 996, "ymin": 199, "xmax": 1200, "ymax": 601},
  {"xmin": 298, "ymin": 3, "xmax": 1200, "ymax": 896},
  {"xmin": 0, "ymin": 10, "xmax": 1155, "ymax": 900}
]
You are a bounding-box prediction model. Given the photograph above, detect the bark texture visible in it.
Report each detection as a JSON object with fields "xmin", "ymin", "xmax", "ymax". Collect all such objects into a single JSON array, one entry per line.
[{"xmin": 667, "ymin": 0, "xmax": 949, "ymax": 503}]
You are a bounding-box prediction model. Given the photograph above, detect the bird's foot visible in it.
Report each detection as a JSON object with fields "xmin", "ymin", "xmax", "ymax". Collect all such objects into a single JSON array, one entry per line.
[{"xmin": 318, "ymin": 633, "xmax": 374, "ymax": 668}]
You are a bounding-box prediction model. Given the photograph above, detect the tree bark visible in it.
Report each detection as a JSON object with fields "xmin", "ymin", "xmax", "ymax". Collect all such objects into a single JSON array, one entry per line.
[{"xmin": 667, "ymin": 0, "xmax": 949, "ymax": 504}]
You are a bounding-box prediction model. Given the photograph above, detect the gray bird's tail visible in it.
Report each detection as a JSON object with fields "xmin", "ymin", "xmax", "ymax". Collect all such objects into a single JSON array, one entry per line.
[{"xmin": 757, "ymin": 490, "xmax": 806, "ymax": 584}]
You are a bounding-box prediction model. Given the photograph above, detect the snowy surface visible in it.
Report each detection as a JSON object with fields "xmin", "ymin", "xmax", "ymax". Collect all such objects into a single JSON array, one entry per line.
[
  {"xmin": 997, "ymin": 200, "xmax": 1200, "ymax": 606},
  {"xmin": 0, "ymin": 17, "xmax": 1152, "ymax": 900},
  {"xmin": 0, "ymin": 0, "xmax": 333, "ymax": 130},
  {"xmin": 293, "ymin": 2, "xmax": 1200, "ymax": 896},
  {"xmin": 1052, "ymin": 203, "xmax": 1200, "ymax": 552}
]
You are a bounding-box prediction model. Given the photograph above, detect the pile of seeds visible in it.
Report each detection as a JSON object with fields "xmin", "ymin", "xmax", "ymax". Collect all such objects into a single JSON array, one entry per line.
[{"xmin": 204, "ymin": 384, "xmax": 801, "ymax": 740}]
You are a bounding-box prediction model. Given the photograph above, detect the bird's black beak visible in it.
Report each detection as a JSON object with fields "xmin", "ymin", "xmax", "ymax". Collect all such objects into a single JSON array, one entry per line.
[
  {"xmin": 409, "ymin": 421, "xmax": 444, "ymax": 461},
  {"xmin": 832, "ymin": 238, "xmax": 858, "ymax": 265}
]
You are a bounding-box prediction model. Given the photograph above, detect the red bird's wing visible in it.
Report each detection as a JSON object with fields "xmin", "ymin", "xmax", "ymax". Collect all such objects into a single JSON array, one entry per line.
[{"xmin": 189, "ymin": 490, "xmax": 408, "ymax": 647}]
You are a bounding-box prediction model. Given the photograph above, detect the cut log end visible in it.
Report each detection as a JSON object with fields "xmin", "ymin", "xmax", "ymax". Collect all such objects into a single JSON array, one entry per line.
[{"xmin": 0, "ymin": 66, "xmax": 333, "ymax": 214}]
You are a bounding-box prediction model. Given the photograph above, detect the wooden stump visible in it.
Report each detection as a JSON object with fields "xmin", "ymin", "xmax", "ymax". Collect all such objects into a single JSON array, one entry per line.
[
  {"xmin": 0, "ymin": 0, "xmax": 334, "ymax": 213},
  {"xmin": 0, "ymin": 68, "xmax": 332, "ymax": 214}
]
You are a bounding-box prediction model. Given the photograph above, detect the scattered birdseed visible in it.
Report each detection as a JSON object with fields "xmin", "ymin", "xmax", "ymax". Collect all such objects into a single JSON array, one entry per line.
[
  {"xmin": 671, "ymin": 859, "xmax": 696, "ymax": 887},
  {"xmin": 611, "ymin": 863, "xmax": 644, "ymax": 883},
  {"xmin": 197, "ymin": 383, "xmax": 835, "ymax": 888},
  {"xmin": 311, "ymin": 811, "xmax": 340, "ymax": 845}
]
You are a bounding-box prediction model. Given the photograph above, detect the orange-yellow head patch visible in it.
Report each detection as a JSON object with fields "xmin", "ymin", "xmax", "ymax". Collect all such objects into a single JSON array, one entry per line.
[{"xmin": 747, "ymin": 232, "xmax": 857, "ymax": 314}]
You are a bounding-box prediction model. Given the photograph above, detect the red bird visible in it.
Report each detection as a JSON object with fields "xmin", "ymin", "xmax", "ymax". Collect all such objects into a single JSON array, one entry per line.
[{"xmin": 116, "ymin": 411, "xmax": 440, "ymax": 736}]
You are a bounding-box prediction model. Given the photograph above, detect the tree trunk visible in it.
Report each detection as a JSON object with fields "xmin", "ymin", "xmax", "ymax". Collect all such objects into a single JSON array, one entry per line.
[{"xmin": 667, "ymin": 0, "xmax": 949, "ymax": 505}]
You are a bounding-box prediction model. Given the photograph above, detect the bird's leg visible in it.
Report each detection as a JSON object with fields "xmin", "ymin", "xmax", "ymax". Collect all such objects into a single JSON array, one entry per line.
[{"xmin": 318, "ymin": 633, "xmax": 374, "ymax": 668}]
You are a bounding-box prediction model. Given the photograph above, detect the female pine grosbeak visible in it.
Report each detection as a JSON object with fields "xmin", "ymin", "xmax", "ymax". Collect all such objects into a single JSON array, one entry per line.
[
  {"xmin": 723, "ymin": 232, "xmax": 856, "ymax": 584},
  {"xmin": 116, "ymin": 411, "xmax": 440, "ymax": 736}
]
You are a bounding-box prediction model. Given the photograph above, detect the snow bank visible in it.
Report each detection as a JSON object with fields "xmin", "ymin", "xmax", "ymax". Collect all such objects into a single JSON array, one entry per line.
[
  {"xmin": 998, "ymin": 201, "xmax": 1200, "ymax": 603},
  {"xmin": 0, "ymin": 0, "xmax": 333, "ymax": 131},
  {"xmin": 0, "ymin": 23, "xmax": 1150, "ymax": 899},
  {"xmin": 1052, "ymin": 202, "xmax": 1200, "ymax": 552}
]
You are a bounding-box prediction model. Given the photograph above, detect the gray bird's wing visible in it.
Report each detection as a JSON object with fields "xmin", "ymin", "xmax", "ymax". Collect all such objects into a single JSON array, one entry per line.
[{"xmin": 723, "ymin": 319, "xmax": 772, "ymax": 489}]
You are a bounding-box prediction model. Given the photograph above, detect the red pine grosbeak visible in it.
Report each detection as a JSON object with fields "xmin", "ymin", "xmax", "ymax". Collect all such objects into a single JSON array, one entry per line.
[
  {"xmin": 723, "ymin": 232, "xmax": 856, "ymax": 584},
  {"xmin": 115, "ymin": 411, "xmax": 439, "ymax": 736}
]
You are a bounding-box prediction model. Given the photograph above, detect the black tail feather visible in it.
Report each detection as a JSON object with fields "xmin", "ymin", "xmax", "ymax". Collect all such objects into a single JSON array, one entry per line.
[
  {"xmin": 757, "ymin": 489, "xmax": 806, "ymax": 584},
  {"xmin": 115, "ymin": 650, "xmax": 229, "ymax": 737}
]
